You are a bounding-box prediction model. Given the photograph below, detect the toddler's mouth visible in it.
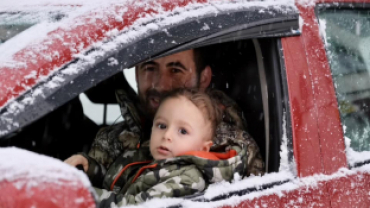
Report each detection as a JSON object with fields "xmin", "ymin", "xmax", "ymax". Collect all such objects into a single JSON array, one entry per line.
[
  {"xmin": 159, "ymin": 146, "xmax": 169, "ymax": 151},
  {"xmin": 157, "ymin": 146, "xmax": 170, "ymax": 155}
]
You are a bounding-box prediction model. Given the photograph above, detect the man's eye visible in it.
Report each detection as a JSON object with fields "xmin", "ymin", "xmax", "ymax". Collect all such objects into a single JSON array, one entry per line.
[
  {"xmin": 143, "ymin": 66, "xmax": 155, "ymax": 72},
  {"xmin": 157, "ymin": 123, "xmax": 166, "ymax": 129},
  {"xmin": 179, "ymin": 128, "xmax": 187, "ymax": 135},
  {"xmin": 171, "ymin": 68, "xmax": 182, "ymax": 73}
]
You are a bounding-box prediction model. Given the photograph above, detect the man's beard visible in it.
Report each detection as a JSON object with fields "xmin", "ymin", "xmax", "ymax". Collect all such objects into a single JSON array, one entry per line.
[
  {"xmin": 138, "ymin": 77, "xmax": 201, "ymax": 119},
  {"xmin": 138, "ymin": 89, "xmax": 170, "ymax": 120}
]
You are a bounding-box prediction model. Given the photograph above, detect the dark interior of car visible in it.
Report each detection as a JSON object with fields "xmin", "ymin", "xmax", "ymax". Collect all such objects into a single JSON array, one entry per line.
[{"xmin": 0, "ymin": 38, "xmax": 286, "ymax": 174}]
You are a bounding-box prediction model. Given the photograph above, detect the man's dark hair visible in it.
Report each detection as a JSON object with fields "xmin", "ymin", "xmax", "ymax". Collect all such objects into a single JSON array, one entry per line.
[{"xmin": 193, "ymin": 47, "xmax": 209, "ymax": 76}]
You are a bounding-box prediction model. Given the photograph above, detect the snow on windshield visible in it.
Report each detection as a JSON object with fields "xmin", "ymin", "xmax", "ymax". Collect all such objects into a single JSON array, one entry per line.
[{"xmin": 0, "ymin": 147, "xmax": 91, "ymax": 188}]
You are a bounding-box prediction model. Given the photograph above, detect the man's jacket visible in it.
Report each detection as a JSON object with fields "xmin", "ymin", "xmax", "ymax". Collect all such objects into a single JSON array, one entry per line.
[{"xmin": 82, "ymin": 88, "xmax": 265, "ymax": 205}]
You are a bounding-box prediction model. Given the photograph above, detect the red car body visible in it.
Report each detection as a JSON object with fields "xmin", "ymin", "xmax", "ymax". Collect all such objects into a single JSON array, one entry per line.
[{"xmin": 1, "ymin": 0, "xmax": 370, "ymax": 207}]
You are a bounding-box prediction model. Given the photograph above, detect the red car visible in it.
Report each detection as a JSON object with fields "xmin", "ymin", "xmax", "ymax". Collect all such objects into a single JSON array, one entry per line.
[{"xmin": 1, "ymin": 0, "xmax": 370, "ymax": 207}]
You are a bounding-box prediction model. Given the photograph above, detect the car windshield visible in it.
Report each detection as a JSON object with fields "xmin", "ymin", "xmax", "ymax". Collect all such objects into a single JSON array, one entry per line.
[{"xmin": 0, "ymin": 12, "xmax": 65, "ymax": 45}]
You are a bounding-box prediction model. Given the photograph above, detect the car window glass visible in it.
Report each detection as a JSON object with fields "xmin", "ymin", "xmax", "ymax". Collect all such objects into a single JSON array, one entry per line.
[
  {"xmin": 0, "ymin": 12, "xmax": 65, "ymax": 45},
  {"xmin": 79, "ymin": 93, "xmax": 123, "ymax": 125},
  {"xmin": 318, "ymin": 9, "xmax": 370, "ymax": 155},
  {"xmin": 123, "ymin": 67, "xmax": 138, "ymax": 93}
]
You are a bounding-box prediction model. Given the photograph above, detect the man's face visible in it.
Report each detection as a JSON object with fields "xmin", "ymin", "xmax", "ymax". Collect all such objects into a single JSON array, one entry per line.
[{"xmin": 136, "ymin": 50, "xmax": 200, "ymax": 118}]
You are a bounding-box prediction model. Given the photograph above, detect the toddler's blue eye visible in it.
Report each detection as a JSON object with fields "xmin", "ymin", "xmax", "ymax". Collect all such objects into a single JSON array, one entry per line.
[
  {"xmin": 179, "ymin": 128, "xmax": 187, "ymax": 135},
  {"xmin": 157, "ymin": 123, "xmax": 166, "ymax": 129}
]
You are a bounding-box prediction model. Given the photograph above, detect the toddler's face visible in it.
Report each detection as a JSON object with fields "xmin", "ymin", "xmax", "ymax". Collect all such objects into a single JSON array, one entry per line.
[{"xmin": 150, "ymin": 96, "xmax": 213, "ymax": 160}]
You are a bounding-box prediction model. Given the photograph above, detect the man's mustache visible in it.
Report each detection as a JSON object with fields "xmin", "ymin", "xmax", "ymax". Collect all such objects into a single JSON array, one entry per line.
[{"xmin": 145, "ymin": 89, "xmax": 170, "ymax": 101}]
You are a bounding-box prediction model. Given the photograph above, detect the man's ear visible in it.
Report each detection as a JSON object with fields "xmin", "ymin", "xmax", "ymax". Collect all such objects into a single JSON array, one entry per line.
[
  {"xmin": 201, "ymin": 140, "xmax": 213, "ymax": 152},
  {"xmin": 199, "ymin": 65, "xmax": 212, "ymax": 90},
  {"xmin": 135, "ymin": 66, "xmax": 139, "ymax": 87}
]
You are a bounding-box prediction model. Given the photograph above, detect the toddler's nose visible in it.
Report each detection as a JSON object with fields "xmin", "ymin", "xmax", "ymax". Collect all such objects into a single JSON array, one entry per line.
[{"xmin": 163, "ymin": 129, "xmax": 173, "ymax": 142}]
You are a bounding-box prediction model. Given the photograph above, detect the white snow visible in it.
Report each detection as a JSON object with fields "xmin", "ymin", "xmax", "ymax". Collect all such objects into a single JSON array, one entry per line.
[
  {"xmin": 279, "ymin": 114, "xmax": 297, "ymax": 175},
  {"xmin": 0, "ymin": 21, "xmax": 61, "ymax": 67},
  {"xmin": 204, "ymin": 171, "xmax": 294, "ymax": 199},
  {"xmin": 0, "ymin": 0, "xmax": 296, "ymax": 66},
  {"xmin": 318, "ymin": 18, "xmax": 328, "ymax": 46},
  {"xmin": 343, "ymin": 126, "xmax": 370, "ymax": 166},
  {"xmin": 0, "ymin": 147, "xmax": 91, "ymax": 189},
  {"xmin": 200, "ymin": 23, "xmax": 210, "ymax": 31},
  {"xmin": 296, "ymin": 0, "xmax": 317, "ymax": 8},
  {"xmin": 108, "ymin": 57, "xmax": 119, "ymax": 66},
  {"xmin": 0, "ymin": 0, "xmax": 121, "ymax": 12},
  {"xmin": 299, "ymin": 15, "xmax": 304, "ymax": 32},
  {"xmin": 0, "ymin": 0, "xmax": 130, "ymax": 66}
]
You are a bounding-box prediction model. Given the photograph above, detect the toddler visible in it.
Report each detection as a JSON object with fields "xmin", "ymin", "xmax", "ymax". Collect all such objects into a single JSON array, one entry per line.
[{"xmin": 66, "ymin": 89, "xmax": 248, "ymax": 207}]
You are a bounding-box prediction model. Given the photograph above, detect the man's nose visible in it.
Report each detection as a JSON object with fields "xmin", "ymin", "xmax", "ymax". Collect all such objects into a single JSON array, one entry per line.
[{"xmin": 153, "ymin": 72, "xmax": 173, "ymax": 91}]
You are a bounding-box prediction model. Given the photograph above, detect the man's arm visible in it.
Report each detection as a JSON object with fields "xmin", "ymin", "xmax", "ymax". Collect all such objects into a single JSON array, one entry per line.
[
  {"xmin": 87, "ymin": 89, "xmax": 143, "ymax": 169},
  {"xmin": 243, "ymin": 132, "xmax": 265, "ymax": 176},
  {"xmin": 87, "ymin": 122, "xmax": 137, "ymax": 168},
  {"xmin": 209, "ymin": 89, "xmax": 265, "ymax": 176},
  {"xmin": 79, "ymin": 153, "xmax": 108, "ymax": 188},
  {"xmin": 64, "ymin": 152, "xmax": 107, "ymax": 188}
]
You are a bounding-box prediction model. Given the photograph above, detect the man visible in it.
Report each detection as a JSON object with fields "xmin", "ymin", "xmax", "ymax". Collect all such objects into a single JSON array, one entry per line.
[
  {"xmin": 65, "ymin": 48, "xmax": 264, "ymax": 188},
  {"xmin": 136, "ymin": 49, "xmax": 212, "ymax": 119}
]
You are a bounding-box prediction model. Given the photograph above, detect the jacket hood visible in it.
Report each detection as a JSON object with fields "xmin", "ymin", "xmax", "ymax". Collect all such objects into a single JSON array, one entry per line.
[{"xmin": 152, "ymin": 145, "xmax": 247, "ymax": 183}]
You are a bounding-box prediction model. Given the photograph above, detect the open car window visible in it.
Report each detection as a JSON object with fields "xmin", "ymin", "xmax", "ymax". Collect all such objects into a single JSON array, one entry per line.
[
  {"xmin": 77, "ymin": 69, "xmax": 137, "ymax": 126},
  {"xmin": 0, "ymin": 1, "xmax": 300, "ymax": 205},
  {"xmin": 318, "ymin": 4, "xmax": 370, "ymax": 167}
]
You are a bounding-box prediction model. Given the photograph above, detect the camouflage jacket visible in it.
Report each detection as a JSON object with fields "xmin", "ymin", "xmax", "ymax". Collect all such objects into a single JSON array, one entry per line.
[
  {"xmin": 92, "ymin": 143, "xmax": 246, "ymax": 207},
  {"xmin": 82, "ymin": 88, "xmax": 264, "ymax": 206}
]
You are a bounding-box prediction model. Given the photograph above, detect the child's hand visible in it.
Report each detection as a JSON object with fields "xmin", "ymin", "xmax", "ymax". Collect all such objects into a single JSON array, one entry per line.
[{"xmin": 64, "ymin": 155, "xmax": 89, "ymax": 172}]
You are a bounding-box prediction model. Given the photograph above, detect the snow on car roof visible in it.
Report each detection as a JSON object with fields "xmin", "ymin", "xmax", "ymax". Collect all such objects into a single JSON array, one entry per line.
[
  {"xmin": 0, "ymin": 0, "xmax": 297, "ymax": 136},
  {"xmin": 0, "ymin": 0, "xmax": 121, "ymax": 65},
  {"xmin": 0, "ymin": 0, "xmax": 121, "ymax": 11},
  {"xmin": 0, "ymin": 147, "xmax": 91, "ymax": 188}
]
